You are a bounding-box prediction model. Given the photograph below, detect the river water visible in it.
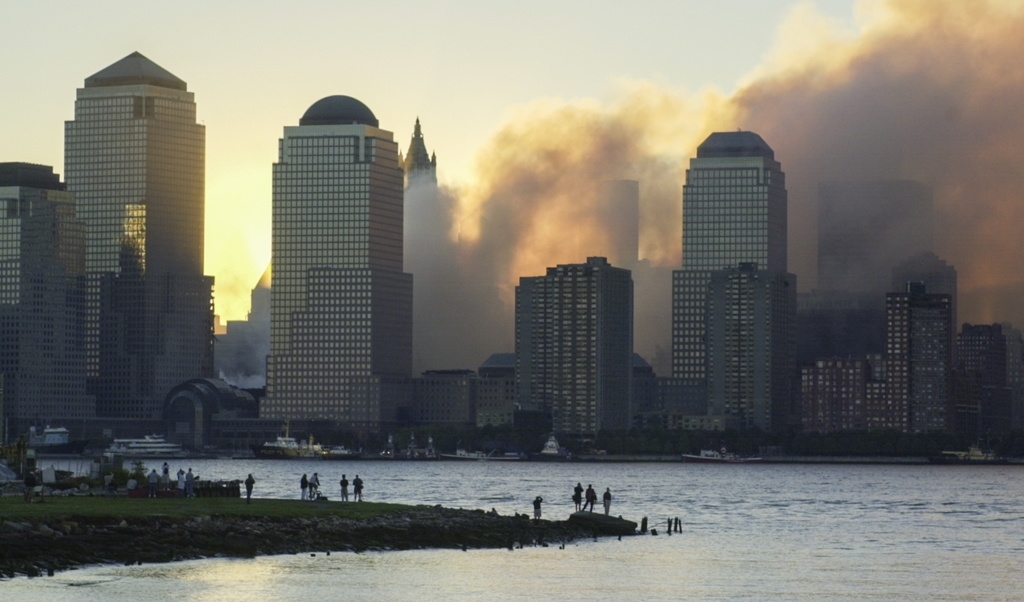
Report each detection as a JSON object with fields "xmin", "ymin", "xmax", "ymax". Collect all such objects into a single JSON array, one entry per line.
[{"xmin": 8, "ymin": 459, "xmax": 1024, "ymax": 600}]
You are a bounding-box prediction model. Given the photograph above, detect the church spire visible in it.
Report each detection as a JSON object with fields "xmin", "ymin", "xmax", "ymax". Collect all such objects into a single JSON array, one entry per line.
[{"xmin": 403, "ymin": 117, "xmax": 437, "ymax": 187}]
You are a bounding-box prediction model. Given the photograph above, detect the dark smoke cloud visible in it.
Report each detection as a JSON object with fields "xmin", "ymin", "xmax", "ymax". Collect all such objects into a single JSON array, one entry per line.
[{"xmin": 408, "ymin": 0, "xmax": 1024, "ymax": 374}]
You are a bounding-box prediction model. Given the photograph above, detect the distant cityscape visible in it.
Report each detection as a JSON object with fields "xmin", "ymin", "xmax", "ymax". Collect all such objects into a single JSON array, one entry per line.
[{"xmin": 2, "ymin": 52, "xmax": 1022, "ymax": 452}]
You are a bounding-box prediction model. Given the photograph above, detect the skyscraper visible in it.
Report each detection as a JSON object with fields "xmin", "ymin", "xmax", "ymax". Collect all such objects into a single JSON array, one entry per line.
[
  {"xmin": 263, "ymin": 95, "xmax": 413, "ymax": 429},
  {"xmin": 0, "ymin": 163, "xmax": 92, "ymax": 436},
  {"xmin": 671, "ymin": 131, "xmax": 790, "ymax": 424},
  {"xmin": 516, "ymin": 256, "xmax": 633, "ymax": 437},
  {"xmin": 886, "ymin": 283, "xmax": 952, "ymax": 433},
  {"xmin": 64, "ymin": 52, "xmax": 213, "ymax": 420},
  {"xmin": 706, "ymin": 263, "xmax": 796, "ymax": 431}
]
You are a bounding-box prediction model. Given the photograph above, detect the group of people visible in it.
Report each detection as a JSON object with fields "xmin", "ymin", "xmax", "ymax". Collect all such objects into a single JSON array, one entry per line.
[
  {"xmin": 300, "ymin": 472, "xmax": 363, "ymax": 501},
  {"xmin": 572, "ymin": 482, "xmax": 613, "ymax": 515}
]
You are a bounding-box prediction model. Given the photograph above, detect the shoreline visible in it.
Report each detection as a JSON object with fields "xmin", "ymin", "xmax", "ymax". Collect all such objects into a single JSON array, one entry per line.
[{"xmin": 0, "ymin": 499, "xmax": 612, "ymax": 579}]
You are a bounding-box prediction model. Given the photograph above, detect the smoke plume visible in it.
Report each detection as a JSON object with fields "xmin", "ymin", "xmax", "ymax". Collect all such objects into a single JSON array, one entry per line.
[{"xmin": 405, "ymin": 0, "xmax": 1024, "ymax": 374}]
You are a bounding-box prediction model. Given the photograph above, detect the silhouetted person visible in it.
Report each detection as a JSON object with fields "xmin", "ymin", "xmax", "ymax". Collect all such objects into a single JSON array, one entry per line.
[
  {"xmin": 353, "ymin": 475, "xmax": 363, "ymax": 501},
  {"xmin": 533, "ymin": 496, "xmax": 543, "ymax": 520},
  {"xmin": 148, "ymin": 469, "xmax": 159, "ymax": 498},
  {"xmin": 244, "ymin": 474, "xmax": 256, "ymax": 503},
  {"xmin": 572, "ymin": 482, "xmax": 583, "ymax": 511},
  {"xmin": 340, "ymin": 474, "xmax": 349, "ymax": 501},
  {"xmin": 300, "ymin": 473, "xmax": 308, "ymax": 500},
  {"xmin": 24, "ymin": 471, "xmax": 37, "ymax": 503},
  {"xmin": 585, "ymin": 484, "xmax": 597, "ymax": 512},
  {"xmin": 602, "ymin": 487, "xmax": 612, "ymax": 515}
]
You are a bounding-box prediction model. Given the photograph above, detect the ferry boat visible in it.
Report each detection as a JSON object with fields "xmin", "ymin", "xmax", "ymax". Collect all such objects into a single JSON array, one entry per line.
[
  {"xmin": 251, "ymin": 436, "xmax": 323, "ymax": 459},
  {"xmin": 106, "ymin": 435, "xmax": 189, "ymax": 459},
  {"xmin": 27, "ymin": 426, "xmax": 88, "ymax": 455},
  {"xmin": 682, "ymin": 447, "xmax": 762, "ymax": 463}
]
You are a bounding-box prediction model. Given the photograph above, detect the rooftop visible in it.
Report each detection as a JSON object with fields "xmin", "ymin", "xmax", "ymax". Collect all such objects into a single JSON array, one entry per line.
[
  {"xmin": 696, "ymin": 131, "xmax": 774, "ymax": 160},
  {"xmin": 300, "ymin": 96, "xmax": 378, "ymax": 127},
  {"xmin": 84, "ymin": 51, "xmax": 187, "ymax": 91}
]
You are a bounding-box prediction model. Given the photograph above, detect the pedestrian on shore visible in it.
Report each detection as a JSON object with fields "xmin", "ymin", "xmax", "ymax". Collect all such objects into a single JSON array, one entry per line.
[
  {"xmin": 353, "ymin": 474, "xmax": 363, "ymax": 501},
  {"xmin": 185, "ymin": 468, "xmax": 195, "ymax": 498},
  {"xmin": 572, "ymin": 482, "xmax": 583, "ymax": 511},
  {"xmin": 148, "ymin": 469, "xmax": 159, "ymax": 498},
  {"xmin": 24, "ymin": 470, "xmax": 37, "ymax": 503},
  {"xmin": 602, "ymin": 487, "xmax": 612, "ymax": 515},
  {"xmin": 533, "ymin": 495, "xmax": 543, "ymax": 520},
  {"xmin": 300, "ymin": 473, "xmax": 309, "ymax": 500},
  {"xmin": 244, "ymin": 474, "xmax": 255, "ymax": 504},
  {"xmin": 340, "ymin": 474, "xmax": 349, "ymax": 501},
  {"xmin": 585, "ymin": 484, "xmax": 597, "ymax": 512},
  {"xmin": 177, "ymin": 469, "xmax": 186, "ymax": 497},
  {"xmin": 161, "ymin": 462, "xmax": 170, "ymax": 489},
  {"xmin": 309, "ymin": 472, "xmax": 320, "ymax": 500}
]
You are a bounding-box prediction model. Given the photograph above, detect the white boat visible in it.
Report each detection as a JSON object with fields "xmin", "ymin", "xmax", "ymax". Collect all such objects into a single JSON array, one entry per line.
[
  {"xmin": 27, "ymin": 426, "xmax": 88, "ymax": 455},
  {"xmin": 106, "ymin": 435, "xmax": 189, "ymax": 459},
  {"xmin": 252, "ymin": 436, "xmax": 323, "ymax": 459},
  {"xmin": 530, "ymin": 434, "xmax": 573, "ymax": 461},
  {"xmin": 682, "ymin": 448, "xmax": 762, "ymax": 463},
  {"xmin": 439, "ymin": 448, "xmax": 524, "ymax": 461}
]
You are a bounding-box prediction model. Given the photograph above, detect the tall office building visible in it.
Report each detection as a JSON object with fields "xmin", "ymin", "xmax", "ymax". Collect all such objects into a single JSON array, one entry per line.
[
  {"xmin": 886, "ymin": 283, "xmax": 952, "ymax": 433},
  {"xmin": 0, "ymin": 164, "xmax": 93, "ymax": 436},
  {"xmin": 263, "ymin": 96, "xmax": 413, "ymax": 429},
  {"xmin": 818, "ymin": 180, "xmax": 932, "ymax": 294},
  {"xmin": 706, "ymin": 263, "xmax": 796, "ymax": 431},
  {"xmin": 516, "ymin": 257, "xmax": 633, "ymax": 437},
  {"xmin": 671, "ymin": 132, "xmax": 789, "ymax": 421},
  {"xmin": 64, "ymin": 53, "xmax": 213, "ymax": 420}
]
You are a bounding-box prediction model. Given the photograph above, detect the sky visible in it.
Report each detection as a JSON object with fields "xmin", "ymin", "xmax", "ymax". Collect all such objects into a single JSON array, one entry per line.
[{"xmin": 4, "ymin": 0, "xmax": 1024, "ymax": 374}]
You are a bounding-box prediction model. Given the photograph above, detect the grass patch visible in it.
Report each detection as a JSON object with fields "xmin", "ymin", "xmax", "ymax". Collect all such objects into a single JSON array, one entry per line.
[{"xmin": 0, "ymin": 495, "xmax": 412, "ymax": 522}]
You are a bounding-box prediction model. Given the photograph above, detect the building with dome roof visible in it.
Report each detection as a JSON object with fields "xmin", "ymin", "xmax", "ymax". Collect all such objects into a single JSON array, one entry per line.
[{"xmin": 262, "ymin": 96, "xmax": 412, "ymax": 429}]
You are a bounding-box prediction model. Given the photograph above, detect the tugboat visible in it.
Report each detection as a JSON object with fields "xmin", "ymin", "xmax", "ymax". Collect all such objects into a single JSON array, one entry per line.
[
  {"xmin": 530, "ymin": 434, "xmax": 573, "ymax": 461},
  {"xmin": 251, "ymin": 435, "xmax": 323, "ymax": 459}
]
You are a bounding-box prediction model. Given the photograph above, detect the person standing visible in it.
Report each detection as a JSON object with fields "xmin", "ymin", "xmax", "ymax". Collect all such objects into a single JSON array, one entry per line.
[
  {"xmin": 300, "ymin": 473, "xmax": 309, "ymax": 500},
  {"xmin": 24, "ymin": 470, "xmax": 37, "ymax": 503},
  {"xmin": 244, "ymin": 474, "xmax": 256, "ymax": 504},
  {"xmin": 602, "ymin": 487, "xmax": 612, "ymax": 515},
  {"xmin": 309, "ymin": 472, "xmax": 320, "ymax": 499},
  {"xmin": 177, "ymin": 469, "xmax": 186, "ymax": 497},
  {"xmin": 161, "ymin": 462, "xmax": 170, "ymax": 489},
  {"xmin": 585, "ymin": 484, "xmax": 597, "ymax": 512},
  {"xmin": 353, "ymin": 474, "xmax": 363, "ymax": 501},
  {"xmin": 339, "ymin": 474, "xmax": 349, "ymax": 501},
  {"xmin": 533, "ymin": 496, "xmax": 543, "ymax": 520},
  {"xmin": 185, "ymin": 468, "xmax": 195, "ymax": 498},
  {"xmin": 573, "ymin": 482, "xmax": 584, "ymax": 511},
  {"xmin": 148, "ymin": 469, "xmax": 159, "ymax": 498}
]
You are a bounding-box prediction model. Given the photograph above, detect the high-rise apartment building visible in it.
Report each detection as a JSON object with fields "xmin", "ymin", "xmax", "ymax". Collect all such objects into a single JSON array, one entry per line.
[
  {"xmin": 671, "ymin": 131, "xmax": 790, "ymax": 426},
  {"xmin": 263, "ymin": 96, "xmax": 413, "ymax": 429},
  {"xmin": 886, "ymin": 283, "xmax": 952, "ymax": 433},
  {"xmin": 516, "ymin": 257, "xmax": 632, "ymax": 437},
  {"xmin": 0, "ymin": 163, "xmax": 93, "ymax": 436},
  {"xmin": 956, "ymin": 323, "xmax": 1012, "ymax": 438},
  {"xmin": 64, "ymin": 53, "xmax": 212, "ymax": 420},
  {"xmin": 706, "ymin": 263, "xmax": 796, "ymax": 431}
]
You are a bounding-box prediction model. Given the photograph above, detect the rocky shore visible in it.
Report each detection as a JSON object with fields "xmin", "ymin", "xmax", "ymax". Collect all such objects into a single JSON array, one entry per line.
[{"xmin": 0, "ymin": 505, "xmax": 602, "ymax": 579}]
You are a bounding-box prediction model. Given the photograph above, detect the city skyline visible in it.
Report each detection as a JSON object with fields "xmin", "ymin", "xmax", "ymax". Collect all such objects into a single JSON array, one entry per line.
[{"xmin": 3, "ymin": 0, "xmax": 1024, "ymax": 344}]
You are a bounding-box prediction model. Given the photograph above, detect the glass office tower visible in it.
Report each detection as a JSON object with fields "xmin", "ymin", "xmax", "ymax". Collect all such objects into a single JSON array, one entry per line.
[
  {"xmin": 263, "ymin": 96, "xmax": 412, "ymax": 429},
  {"xmin": 65, "ymin": 52, "xmax": 213, "ymax": 420}
]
